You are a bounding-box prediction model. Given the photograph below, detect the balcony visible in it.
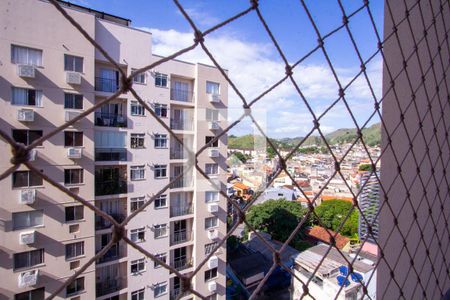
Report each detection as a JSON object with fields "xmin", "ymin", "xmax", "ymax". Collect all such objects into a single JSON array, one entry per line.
[
  {"xmin": 170, "ymin": 205, "xmax": 194, "ymax": 218},
  {"xmin": 95, "ymin": 180, "xmax": 127, "ymax": 196},
  {"xmin": 170, "ymin": 88, "xmax": 193, "ymax": 103},
  {"xmin": 170, "ymin": 230, "xmax": 193, "ymax": 246},
  {"xmin": 95, "ymin": 112, "xmax": 127, "ymax": 127},
  {"xmin": 171, "ymin": 257, "xmax": 193, "ymax": 271},
  {"xmin": 97, "ymin": 243, "xmax": 126, "ymax": 264},
  {"xmin": 170, "ymin": 177, "xmax": 191, "ymax": 189},
  {"xmin": 95, "ymin": 148, "xmax": 127, "ymax": 161},
  {"xmin": 170, "ymin": 288, "xmax": 190, "ymax": 300},
  {"xmin": 95, "ymin": 77, "xmax": 119, "ymax": 93},
  {"xmin": 170, "ymin": 149, "xmax": 184, "ymax": 160},
  {"xmin": 96, "ymin": 278, "xmax": 126, "ymax": 297},
  {"xmin": 95, "ymin": 213, "xmax": 126, "ymax": 230},
  {"xmin": 170, "ymin": 118, "xmax": 193, "ymax": 131}
]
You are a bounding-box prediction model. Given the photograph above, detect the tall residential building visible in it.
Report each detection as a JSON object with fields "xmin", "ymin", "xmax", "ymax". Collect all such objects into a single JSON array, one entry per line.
[
  {"xmin": 0, "ymin": 1, "xmax": 227, "ymax": 299},
  {"xmin": 358, "ymin": 171, "xmax": 380, "ymax": 244}
]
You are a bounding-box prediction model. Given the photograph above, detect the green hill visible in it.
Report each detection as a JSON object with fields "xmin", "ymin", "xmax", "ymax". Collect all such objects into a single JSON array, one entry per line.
[{"xmin": 325, "ymin": 122, "xmax": 381, "ymax": 146}]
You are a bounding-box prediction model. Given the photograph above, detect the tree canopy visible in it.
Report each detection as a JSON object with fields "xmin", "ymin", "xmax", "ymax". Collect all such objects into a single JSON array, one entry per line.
[
  {"xmin": 314, "ymin": 199, "xmax": 359, "ymax": 237},
  {"xmin": 246, "ymin": 199, "xmax": 307, "ymax": 242}
]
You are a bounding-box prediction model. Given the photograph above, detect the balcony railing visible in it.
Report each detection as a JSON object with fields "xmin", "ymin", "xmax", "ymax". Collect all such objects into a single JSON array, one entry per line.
[
  {"xmin": 95, "ymin": 180, "xmax": 127, "ymax": 196},
  {"xmin": 95, "ymin": 112, "xmax": 127, "ymax": 127},
  {"xmin": 170, "ymin": 118, "xmax": 193, "ymax": 131},
  {"xmin": 170, "ymin": 149, "xmax": 184, "ymax": 160},
  {"xmin": 95, "ymin": 213, "xmax": 126, "ymax": 230},
  {"xmin": 170, "ymin": 177, "xmax": 192, "ymax": 189},
  {"xmin": 95, "ymin": 148, "xmax": 127, "ymax": 161},
  {"xmin": 96, "ymin": 242, "xmax": 126, "ymax": 263},
  {"xmin": 171, "ymin": 257, "xmax": 193, "ymax": 271},
  {"xmin": 170, "ymin": 88, "xmax": 193, "ymax": 102},
  {"xmin": 170, "ymin": 288, "xmax": 190, "ymax": 300},
  {"xmin": 170, "ymin": 205, "xmax": 194, "ymax": 218},
  {"xmin": 95, "ymin": 77, "xmax": 119, "ymax": 93},
  {"xmin": 96, "ymin": 278, "xmax": 126, "ymax": 297},
  {"xmin": 170, "ymin": 230, "xmax": 193, "ymax": 246}
]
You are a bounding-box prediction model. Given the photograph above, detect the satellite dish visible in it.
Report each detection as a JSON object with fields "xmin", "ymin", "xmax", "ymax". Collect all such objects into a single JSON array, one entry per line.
[{"xmin": 337, "ymin": 275, "xmax": 350, "ymax": 287}]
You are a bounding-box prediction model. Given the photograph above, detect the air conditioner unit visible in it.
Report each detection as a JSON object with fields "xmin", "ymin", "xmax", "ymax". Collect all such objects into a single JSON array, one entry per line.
[
  {"xmin": 208, "ymin": 121, "xmax": 220, "ymax": 130},
  {"xmin": 208, "ymin": 148, "xmax": 220, "ymax": 158},
  {"xmin": 67, "ymin": 147, "xmax": 82, "ymax": 159},
  {"xmin": 17, "ymin": 65, "xmax": 35, "ymax": 78},
  {"xmin": 65, "ymin": 111, "xmax": 81, "ymax": 122},
  {"xmin": 18, "ymin": 269, "xmax": 39, "ymax": 288},
  {"xmin": 208, "ymin": 203, "xmax": 219, "ymax": 213},
  {"xmin": 208, "ymin": 94, "xmax": 220, "ymax": 103},
  {"xmin": 208, "ymin": 281, "xmax": 217, "ymax": 292},
  {"xmin": 66, "ymin": 71, "xmax": 81, "ymax": 85},
  {"xmin": 28, "ymin": 149, "xmax": 37, "ymax": 161},
  {"xmin": 17, "ymin": 109, "xmax": 35, "ymax": 122},
  {"xmin": 207, "ymin": 256, "xmax": 219, "ymax": 269},
  {"xmin": 20, "ymin": 189, "xmax": 36, "ymax": 204},
  {"xmin": 20, "ymin": 231, "xmax": 36, "ymax": 245},
  {"xmin": 207, "ymin": 229, "xmax": 219, "ymax": 240}
]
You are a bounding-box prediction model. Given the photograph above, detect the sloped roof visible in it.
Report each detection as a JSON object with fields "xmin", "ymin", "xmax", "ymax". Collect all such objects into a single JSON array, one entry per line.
[{"xmin": 306, "ymin": 226, "xmax": 350, "ymax": 250}]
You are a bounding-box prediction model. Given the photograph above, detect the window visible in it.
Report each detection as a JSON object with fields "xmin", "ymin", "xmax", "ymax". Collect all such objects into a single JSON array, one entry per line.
[
  {"xmin": 206, "ymin": 81, "xmax": 220, "ymax": 95},
  {"xmin": 154, "ymin": 134, "xmax": 168, "ymax": 148},
  {"xmin": 64, "ymin": 93, "xmax": 83, "ymax": 109},
  {"xmin": 95, "ymin": 131, "xmax": 126, "ymax": 148},
  {"xmin": 65, "ymin": 242, "xmax": 84, "ymax": 259},
  {"xmin": 154, "ymin": 195, "xmax": 167, "ymax": 209},
  {"xmin": 14, "ymin": 249, "xmax": 44, "ymax": 270},
  {"xmin": 205, "ymin": 217, "xmax": 218, "ymax": 229},
  {"xmin": 15, "ymin": 287, "xmax": 45, "ymax": 300},
  {"xmin": 155, "ymin": 73, "xmax": 168, "ymax": 87},
  {"xmin": 155, "ymin": 103, "xmax": 168, "ymax": 117},
  {"xmin": 206, "ymin": 108, "xmax": 219, "ymax": 121},
  {"xmin": 130, "ymin": 227, "xmax": 145, "ymax": 242},
  {"xmin": 205, "ymin": 191, "xmax": 219, "ymax": 203},
  {"xmin": 205, "ymin": 136, "xmax": 219, "ymax": 147},
  {"xmin": 64, "ymin": 54, "xmax": 83, "ymax": 72},
  {"xmin": 154, "ymin": 224, "xmax": 167, "ymax": 238},
  {"xmin": 154, "ymin": 282, "xmax": 167, "ymax": 297},
  {"xmin": 205, "ymin": 163, "xmax": 219, "ymax": 175},
  {"xmin": 130, "ymin": 196, "xmax": 145, "ymax": 212},
  {"xmin": 205, "ymin": 242, "xmax": 218, "ymax": 255},
  {"xmin": 65, "ymin": 206, "xmax": 84, "ymax": 222},
  {"xmin": 64, "ymin": 131, "xmax": 83, "ymax": 147},
  {"xmin": 131, "ymin": 101, "xmax": 145, "ymax": 116},
  {"xmin": 131, "ymin": 165, "xmax": 145, "ymax": 181},
  {"xmin": 131, "ymin": 133, "xmax": 145, "ymax": 149},
  {"xmin": 13, "ymin": 210, "xmax": 43, "ymax": 230},
  {"xmin": 12, "ymin": 130, "xmax": 43, "ymax": 146},
  {"xmin": 131, "ymin": 289, "xmax": 145, "ymax": 300},
  {"xmin": 205, "ymin": 267, "xmax": 218, "ymax": 281},
  {"xmin": 154, "ymin": 165, "xmax": 167, "ymax": 178},
  {"xmin": 130, "ymin": 258, "xmax": 145, "ymax": 273},
  {"xmin": 66, "ymin": 277, "xmax": 84, "ymax": 296},
  {"xmin": 64, "ymin": 169, "xmax": 83, "ymax": 185},
  {"xmin": 132, "ymin": 69, "xmax": 146, "ymax": 84},
  {"xmin": 12, "ymin": 171, "xmax": 43, "ymax": 188},
  {"xmin": 154, "ymin": 253, "xmax": 167, "ymax": 268},
  {"xmin": 11, "ymin": 87, "xmax": 43, "ymax": 107},
  {"xmin": 11, "ymin": 45, "xmax": 42, "ymax": 66}
]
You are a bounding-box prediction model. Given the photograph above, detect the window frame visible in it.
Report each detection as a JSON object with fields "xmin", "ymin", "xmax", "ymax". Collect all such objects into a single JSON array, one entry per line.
[
  {"xmin": 130, "ymin": 133, "xmax": 145, "ymax": 149},
  {"xmin": 204, "ymin": 267, "xmax": 218, "ymax": 281},
  {"xmin": 14, "ymin": 287, "xmax": 45, "ymax": 300},
  {"xmin": 154, "ymin": 253, "xmax": 167, "ymax": 268},
  {"xmin": 65, "ymin": 241, "xmax": 85, "ymax": 260},
  {"xmin": 132, "ymin": 69, "xmax": 146, "ymax": 85},
  {"xmin": 154, "ymin": 134, "xmax": 168, "ymax": 149},
  {"xmin": 11, "ymin": 45, "xmax": 43, "ymax": 66},
  {"xmin": 130, "ymin": 196, "xmax": 145, "ymax": 212},
  {"xmin": 65, "ymin": 205, "xmax": 84, "ymax": 222},
  {"xmin": 11, "ymin": 87, "xmax": 43, "ymax": 107},
  {"xmin": 154, "ymin": 73, "xmax": 168, "ymax": 87},
  {"xmin": 12, "ymin": 129, "xmax": 43, "ymax": 146},
  {"xmin": 205, "ymin": 136, "xmax": 219, "ymax": 148},
  {"xmin": 206, "ymin": 81, "xmax": 220, "ymax": 95},
  {"xmin": 130, "ymin": 258, "xmax": 145, "ymax": 274},
  {"xmin": 64, "ymin": 54, "xmax": 83, "ymax": 73},
  {"xmin": 12, "ymin": 170, "xmax": 43, "ymax": 188},
  {"xmin": 130, "ymin": 165, "xmax": 145, "ymax": 181},
  {"xmin": 154, "ymin": 194, "xmax": 167, "ymax": 209},
  {"xmin": 131, "ymin": 288, "xmax": 145, "ymax": 300},
  {"xmin": 154, "ymin": 165, "xmax": 167, "ymax": 179},
  {"xmin": 205, "ymin": 163, "xmax": 219, "ymax": 176},
  {"xmin": 154, "ymin": 282, "xmax": 168, "ymax": 297},
  {"xmin": 205, "ymin": 216, "xmax": 219, "ymax": 230},
  {"xmin": 130, "ymin": 227, "xmax": 146, "ymax": 243},
  {"xmin": 64, "ymin": 131, "xmax": 83, "ymax": 147},
  {"xmin": 64, "ymin": 93, "xmax": 83, "ymax": 109},
  {"xmin": 154, "ymin": 224, "xmax": 168, "ymax": 238},
  {"xmin": 13, "ymin": 249, "xmax": 44, "ymax": 270},
  {"xmin": 206, "ymin": 108, "xmax": 219, "ymax": 121},
  {"xmin": 130, "ymin": 101, "xmax": 145, "ymax": 116},
  {"xmin": 205, "ymin": 242, "xmax": 218, "ymax": 255},
  {"xmin": 66, "ymin": 277, "xmax": 84, "ymax": 296},
  {"xmin": 205, "ymin": 191, "xmax": 219, "ymax": 203},
  {"xmin": 154, "ymin": 103, "xmax": 168, "ymax": 117},
  {"xmin": 12, "ymin": 210, "xmax": 44, "ymax": 230},
  {"xmin": 64, "ymin": 168, "xmax": 84, "ymax": 185}
]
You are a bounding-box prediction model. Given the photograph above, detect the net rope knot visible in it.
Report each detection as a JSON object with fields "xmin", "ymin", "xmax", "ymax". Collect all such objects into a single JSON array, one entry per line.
[{"xmin": 10, "ymin": 143, "xmax": 32, "ymax": 165}]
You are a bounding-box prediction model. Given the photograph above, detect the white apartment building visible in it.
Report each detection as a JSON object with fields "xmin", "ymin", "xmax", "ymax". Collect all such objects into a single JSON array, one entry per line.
[{"xmin": 0, "ymin": 0, "xmax": 227, "ymax": 299}]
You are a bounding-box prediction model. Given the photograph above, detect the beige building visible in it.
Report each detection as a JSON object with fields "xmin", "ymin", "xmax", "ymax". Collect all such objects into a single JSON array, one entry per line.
[{"xmin": 0, "ymin": 0, "xmax": 227, "ymax": 299}]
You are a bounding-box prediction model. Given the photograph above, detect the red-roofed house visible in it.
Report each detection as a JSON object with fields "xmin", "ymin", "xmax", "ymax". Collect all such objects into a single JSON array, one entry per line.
[{"xmin": 306, "ymin": 226, "xmax": 351, "ymax": 251}]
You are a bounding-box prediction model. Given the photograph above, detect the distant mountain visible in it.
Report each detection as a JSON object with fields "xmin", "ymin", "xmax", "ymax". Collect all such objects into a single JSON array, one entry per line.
[{"xmin": 228, "ymin": 122, "xmax": 381, "ymax": 150}]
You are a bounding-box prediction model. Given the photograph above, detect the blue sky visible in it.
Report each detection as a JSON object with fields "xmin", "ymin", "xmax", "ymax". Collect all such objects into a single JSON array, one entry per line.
[{"xmin": 71, "ymin": 0, "xmax": 384, "ymax": 138}]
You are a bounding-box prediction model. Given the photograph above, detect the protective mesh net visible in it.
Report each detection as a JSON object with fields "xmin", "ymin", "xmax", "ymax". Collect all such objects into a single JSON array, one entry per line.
[{"xmin": 1, "ymin": 0, "xmax": 449, "ymax": 299}]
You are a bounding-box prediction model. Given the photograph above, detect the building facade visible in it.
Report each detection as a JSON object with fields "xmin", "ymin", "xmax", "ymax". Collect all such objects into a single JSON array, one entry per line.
[
  {"xmin": 0, "ymin": 0, "xmax": 227, "ymax": 299},
  {"xmin": 357, "ymin": 171, "xmax": 380, "ymax": 244}
]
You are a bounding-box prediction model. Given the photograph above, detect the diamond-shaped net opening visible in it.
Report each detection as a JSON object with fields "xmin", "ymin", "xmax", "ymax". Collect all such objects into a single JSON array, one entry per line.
[{"xmin": 0, "ymin": 0, "xmax": 448, "ymax": 299}]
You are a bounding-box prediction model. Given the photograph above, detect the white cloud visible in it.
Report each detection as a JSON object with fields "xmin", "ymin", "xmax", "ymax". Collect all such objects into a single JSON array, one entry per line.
[
  {"xmin": 180, "ymin": 8, "xmax": 220, "ymax": 27},
  {"xmin": 138, "ymin": 27, "xmax": 381, "ymax": 137}
]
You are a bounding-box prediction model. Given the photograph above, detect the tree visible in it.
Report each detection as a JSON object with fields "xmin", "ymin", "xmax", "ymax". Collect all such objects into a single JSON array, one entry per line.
[
  {"xmin": 314, "ymin": 199, "xmax": 359, "ymax": 237},
  {"xmin": 246, "ymin": 199, "xmax": 307, "ymax": 242},
  {"xmin": 358, "ymin": 164, "xmax": 373, "ymax": 172}
]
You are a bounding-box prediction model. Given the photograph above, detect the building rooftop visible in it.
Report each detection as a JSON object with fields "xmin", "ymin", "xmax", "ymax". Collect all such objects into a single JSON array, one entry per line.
[{"xmin": 306, "ymin": 226, "xmax": 350, "ymax": 250}]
